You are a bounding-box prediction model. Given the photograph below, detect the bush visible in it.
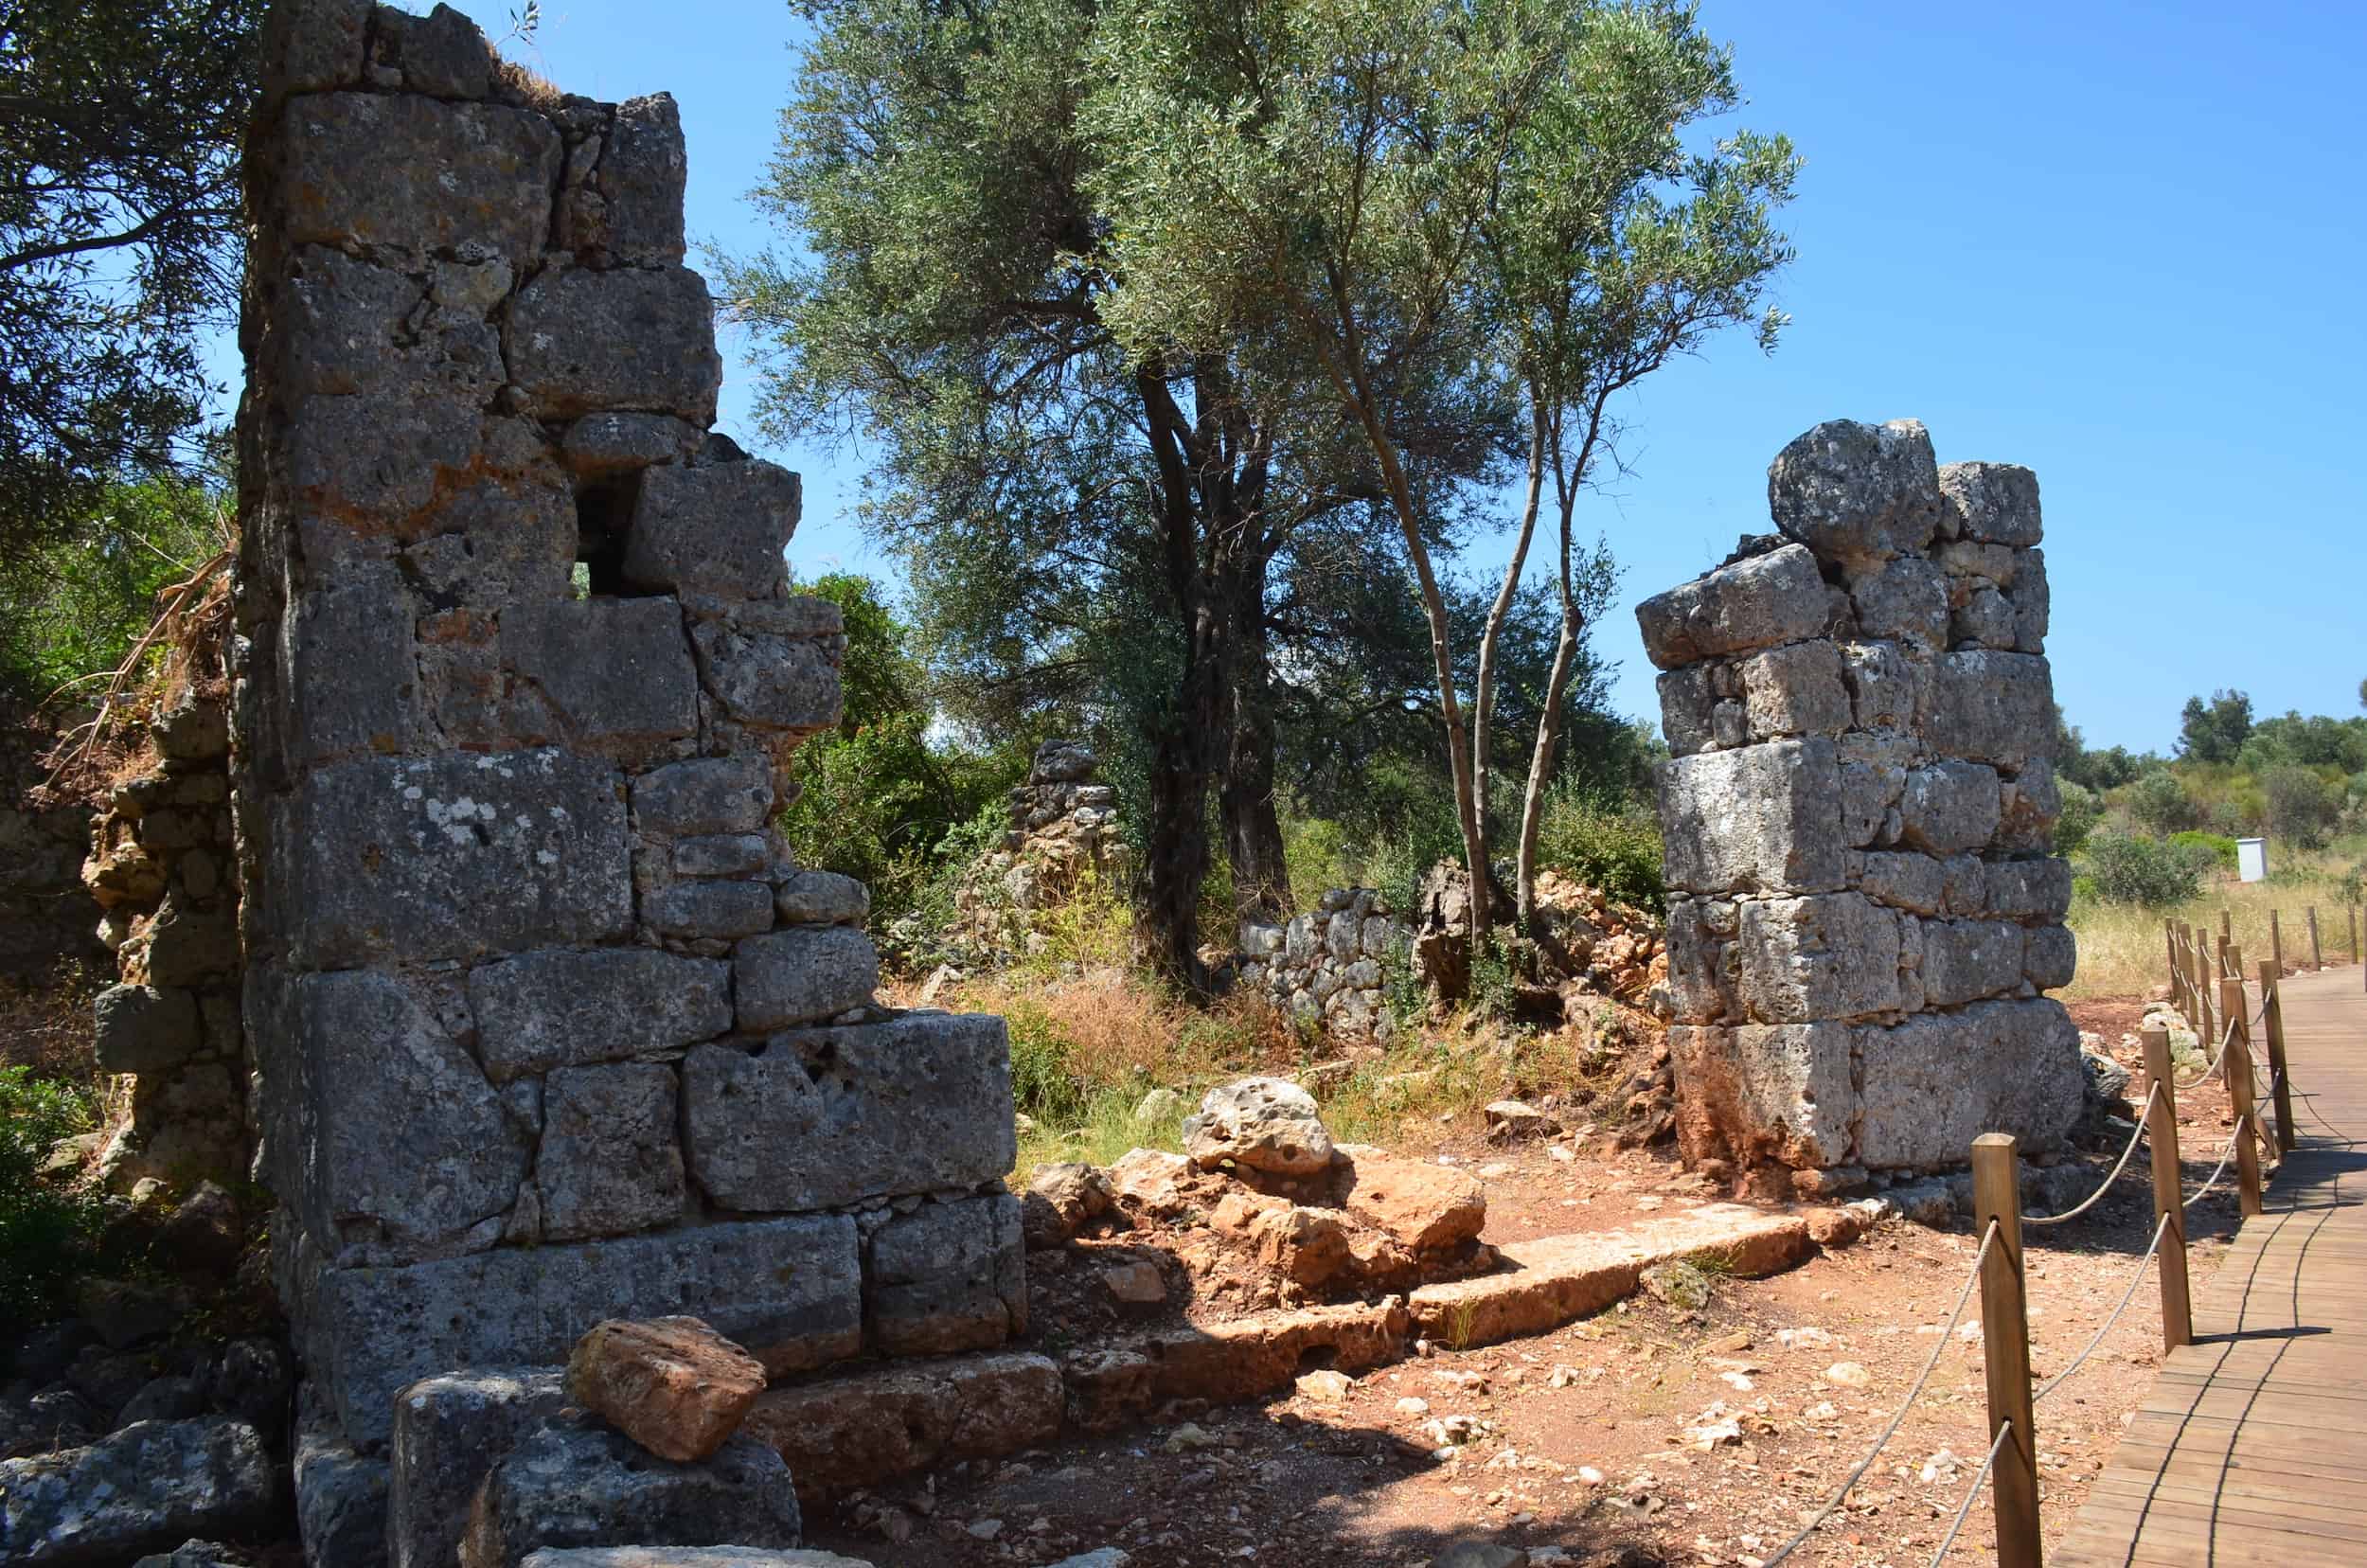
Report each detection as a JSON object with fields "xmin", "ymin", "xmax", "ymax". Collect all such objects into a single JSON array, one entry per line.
[
  {"xmin": 2125, "ymin": 770, "xmax": 2197, "ymax": 835},
  {"xmin": 1534, "ymin": 782, "xmax": 1664, "ymax": 913},
  {"xmin": 2168, "ymin": 829, "xmax": 2239, "ymax": 874},
  {"xmin": 2053, "ymin": 779, "xmax": 2102, "ymax": 856},
  {"xmin": 1002, "ymin": 1002, "xmax": 1090, "ymax": 1127},
  {"xmin": 2085, "ymin": 832, "xmax": 2209, "ymax": 907},
  {"xmin": 2263, "ymin": 765, "xmax": 2341, "ymax": 849},
  {"xmin": 0, "ymin": 1068, "xmax": 103, "ymax": 1333}
]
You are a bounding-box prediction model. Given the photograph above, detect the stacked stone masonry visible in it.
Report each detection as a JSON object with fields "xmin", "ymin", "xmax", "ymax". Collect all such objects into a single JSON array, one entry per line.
[
  {"xmin": 234, "ymin": 0, "xmax": 1020, "ymax": 1457},
  {"xmin": 936, "ymin": 739, "xmax": 1126, "ymax": 963},
  {"xmin": 1639, "ymin": 418, "xmax": 2081, "ymax": 1175},
  {"xmin": 1237, "ymin": 888, "xmax": 1407, "ymax": 1042}
]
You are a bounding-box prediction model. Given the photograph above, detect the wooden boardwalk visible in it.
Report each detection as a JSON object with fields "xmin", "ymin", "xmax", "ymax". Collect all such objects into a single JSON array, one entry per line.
[{"xmin": 2056, "ymin": 963, "xmax": 2367, "ymax": 1567}]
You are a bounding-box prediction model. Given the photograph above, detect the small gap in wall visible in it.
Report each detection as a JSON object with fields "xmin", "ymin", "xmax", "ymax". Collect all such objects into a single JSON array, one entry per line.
[{"xmin": 573, "ymin": 472, "xmax": 643, "ymax": 597}]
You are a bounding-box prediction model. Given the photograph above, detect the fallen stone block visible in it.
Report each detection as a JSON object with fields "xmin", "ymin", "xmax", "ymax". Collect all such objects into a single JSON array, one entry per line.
[
  {"xmin": 1184, "ymin": 1077, "xmax": 1334, "ymax": 1176},
  {"xmin": 294, "ymin": 1399, "xmax": 390, "ymax": 1568},
  {"xmin": 459, "ymin": 1417, "xmax": 799, "ymax": 1568},
  {"xmin": 1338, "ymin": 1151, "xmax": 1485, "ymax": 1254},
  {"xmin": 1407, "ymin": 1206, "xmax": 1813, "ymax": 1346},
  {"xmin": 390, "ymin": 1368, "xmax": 568, "ymax": 1568},
  {"xmin": 565, "ymin": 1319, "xmax": 767, "ymax": 1464},
  {"xmin": 740, "ymin": 1351, "xmax": 1061, "ymax": 1502},
  {"xmin": 0, "ymin": 1418, "xmax": 277, "ymax": 1567}
]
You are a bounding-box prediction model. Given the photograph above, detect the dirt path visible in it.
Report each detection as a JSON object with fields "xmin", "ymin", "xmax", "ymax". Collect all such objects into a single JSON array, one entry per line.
[{"xmin": 803, "ymin": 1004, "xmax": 2251, "ymax": 1568}]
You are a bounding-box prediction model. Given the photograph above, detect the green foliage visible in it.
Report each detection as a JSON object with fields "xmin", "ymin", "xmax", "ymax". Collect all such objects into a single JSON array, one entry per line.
[
  {"xmin": 1533, "ymin": 781, "xmax": 1665, "ymax": 913},
  {"xmin": 2126, "ymin": 768, "xmax": 2197, "ymax": 836},
  {"xmin": 2168, "ymin": 829, "xmax": 2238, "ymax": 873},
  {"xmin": 2178, "ymin": 688, "xmax": 2254, "ymax": 764},
  {"xmin": 2084, "ymin": 832, "xmax": 2209, "ymax": 908},
  {"xmin": 0, "ymin": 0, "xmax": 258, "ymax": 558},
  {"xmin": 2053, "ymin": 778, "xmax": 2102, "ymax": 856},
  {"xmin": 1002, "ymin": 1003, "xmax": 1091, "ymax": 1127},
  {"xmin": 0, "ymin": 1067, "xmax": 103, "ymax": 1333},
  {"xmin": 2262, "ymin": 764, "xmax": 2342, "ymax": 850},
  {"xmin": 0, "ymin": 475, "xmax": 221, "ymax": 706}
]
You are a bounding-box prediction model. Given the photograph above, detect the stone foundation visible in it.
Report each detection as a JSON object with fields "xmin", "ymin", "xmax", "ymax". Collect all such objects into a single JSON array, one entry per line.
[
  {"xmin": 234, "ymin": 0, "xmax": 1019, "ymax": 1462},
  {"xmin": 1640, "ymin": 418, "xmax": 2080, "ymax": 1174}
]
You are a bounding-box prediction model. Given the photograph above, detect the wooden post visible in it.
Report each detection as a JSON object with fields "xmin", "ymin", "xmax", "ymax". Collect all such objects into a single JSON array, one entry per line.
[
  {"xmin": 2271, "ymin": 908, "xmax": 2285, "ymax": 975},
  {"xmin": 2308, "ymin": 906, "xmax": 2323, "ymax": 971},
  {"xmin": 2195, "ymin": 931, "xmax": 2215, "ymax": 1048},
  {"xmin": 2219, "ymin": 907, "xmax": 2232, "ymax": 944},
  {"xmin": 2165, "ymin": 919, "xmax": 2180, "ymax": 1010},
  {"xmin": 2224, "ymin": 976, "xmax": 2264, "ymax": 1218},
  {"xmin": 2142, "ymin": 1027, "xmax": 2193, "ymax": 1351},
  {"xmin": 2228, "ymin": 943, "xmax": 2244, "ymax": 992},
  {"xmin": 2216, "ymin": 930, "xmax": 2231, "ymax": 982},
  {"xmin": 1972, "ymin": 1134, "xmax": 2043, "ymax": 1568},
  {"xmin": 2352, "ymin": 904, "xmax": 2360, "ymax": 966},
  {"xmin": 2259, "ymin": 960, "xmax": 2294, "ymax": 1155}
]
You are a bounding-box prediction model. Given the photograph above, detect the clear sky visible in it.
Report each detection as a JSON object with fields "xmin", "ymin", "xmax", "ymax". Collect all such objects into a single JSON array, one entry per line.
[{"xmin": 237, "ymin": 0, "xmax": 2367, "ymax": 753}]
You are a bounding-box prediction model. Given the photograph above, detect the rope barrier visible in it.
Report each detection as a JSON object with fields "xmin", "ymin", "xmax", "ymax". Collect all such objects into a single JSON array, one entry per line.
[
  {"xmin": 2172, "ymin": 1015, "xmax": 2240, "ymax": 1088},
  {"xmin": 1758, "ymin": 1221, "xmax": 2002, "ymax": 1567},
  {"xmin": 2182, "ymin": 1114, "xmax": 2249, "ymax": 1209},
  {"xmin": 2024, "ymin": 1081, "xmax": 2161, "ymax": 1227},
  {"xmin": 2034, "ymin": 1211, "xmax": 2172, "ymax": 1404},
  {"xmin": 1926, "ymin": 1419, "xmax": 2015, "ymax": 1568}
]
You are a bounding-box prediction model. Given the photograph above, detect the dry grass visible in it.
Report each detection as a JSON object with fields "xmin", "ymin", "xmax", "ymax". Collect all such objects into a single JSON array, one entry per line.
[{"xmin": 2067, "ymin": 853, "xmax": 2366, "ymax": 999}]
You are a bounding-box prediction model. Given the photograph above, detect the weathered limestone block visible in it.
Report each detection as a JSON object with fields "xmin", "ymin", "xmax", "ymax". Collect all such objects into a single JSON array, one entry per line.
[
  {"xmin": 499, "ymin": 599, "xmax": 700, "ymax": 751},
  {"xmin": 1767, "ymin": 419, "xmax": 1940, "ymax": 566},
  {"xmin": 1837, "ymin": 731, "xmax": 1914, "ymax": 848},
  {"xmin": 739, "ymin": 1351, "xmax": 1062, "ymax": 1502},
  {"xmin": 1635, "ymin": 543, "xmax": 1829, "ymax": 669},
  {"xmin": 1919, "ymin": 918, "xmax": 2028, "ymax": 1008},
  {"xmin": 1736, "ymin": 893, "xmax": 1901, "ymax": 1023},
  {"xmin": 275, "ymin": 95, "xmax": 560, "ymax": 266},
  {"xmin": 1662, "ymin": 898, "xmax": 1737, "ymax": 1023},
  {"xmin": 1897, "ymin": 760, "xmax": 2002, "ymax": 855},
  {"xmin": 558, "ymin": 94, "xmax": 687, "ymax": 266},
  {"xmin": 1985, "ymin": 859, "xmax": 2072, "ymax": 922},
  {"xmin": 863, "ymin": 1195, "xmax": 1026, "ymax": 1356},
  {"xmin": 1995, "ymin": 757, "xmax": 2061, "ymax": 852},
  {"xmin": 732, "ymin": 926, "xmax": 879, "ymax": 1031},
  {"xmin": 2022, "ymin": 925, "xmax": 2077, "ymax": 990},
  {"xmin": 622, "ymin": 461, "xmax": 799, "ymax": 600},
  {"xmin": 270, "ymin": 246, "xmax": 503, "ymax": 401},
  {"xmin": 564, "ymin": 1319, "xmax": 766, "ymax": 1464},
  {"xmin": 1937, "ymin": 461, "xmax": 2042, "ymax": 547},
  {"xmin": 1658, "ymin": 739, "xmax": 1844, "ymax": 896},
  {"xmin": 1839, "ymin": 640, "xmax": 1916, "ymax": 730},
  {"xmin": 283, "ymin": 565, "xmax": 429, "ymax": 764},
  {"xmin": 680, "ymin": 1013, "xmax": 1015, "ymax": 1212},
  {"xmin": 93, "ymin": 985, "xmax": 203, "ymax": 1075},
  {"xmin": 1854, "ymin": 998, "xmax": 2080, "ymax": 1167},
  {"xmin": 260, "ymin": 0, "xmax": 370, "ymax": 97},
  {"xmin": 536, "ymin": 1064, "xmax": 685, "ymax": 1242},
  {"xmin": 391, "ymin": 1369, "xmax": 567, "ymax": 1568},
  {"xmin": 774, "ymin": 870, "xmax": 867, "ymax": 926},
  {"xmin": 2011, "ymin": 551, "xmax": 2050, "ymax": 651},
  {"xmin": 398, "ymin": 468, "xmax": 578, "ymax": 611},
  {"xmin": 1923, "ymin": 650, "xmax": 2053, "ymax": 769},
  {"xmin": 272, "ymin": 750, "xmax": 631, "ymax": 968},
  {"xmin": 643, "ymin": 881, "xmax": 775, "ymax": 941},
  {"xmin": 561, "ymin": 414, "xmax": 702, "ymax": 477},
  {"xmin": 0, "ymin": 1417, "xmax": 278, "ymax": 1566},
  {"xmin": 507, "ymin": 267, "xmax": 722, "ymax": 422},
  {"xmin": 294, "ymin": 1394, "xmax": 390, "ymax": 1568},
  {"xmin": 1740, "ymin": 641, "xmax": 1850, "ymax": 739},
  {"xmin": 369, "ymin": 3, "xmax": 497, "ymax": 98},
  {"xmin": 1183, "ymin": 1076, "xmax": 1335, "ymax": 1176},
  {"xmin": 460, "ymin": 1417, "xmax": 799, "ymax": 1568},
  {"xmin": 466, "ymin": 949, "xmax": 730, "ymax": 1081},
  {"xmin": 1844, "ymin": 555, "xmax": 1949, "ymax": 650},
  {"xmin": 298, "ymin": 1215, "xmax": 863, "ymax": 1442},
  {"xmin": 671, "ymin": 834, "xmax": 770, "ymax": 878},
  {"xmin": 1856, "ymin": 850, "xmax": 1944, "ymax": 916},
  {"xmin": 1941, "ymin": 854, "xmax": 1987, "ymax": 916},
  {"xmin": 1949, "ymin": 582, "xmax": 2018, "ymax": 649},
  {"xmin": 1655, "ymin": 665, "xmax": 1720, "ymax": 757},
  {"xmin": 269, "ymin": 968, "xmax": 530, "ymax": 1260},
  {"xmin": 1669, "ymin": 1023, "xmax": 1856, "ymax": 1169},
  {"xmin": 630, "ymin": 757, "xmax": 774, "ymax": 837},
  {"xmin": 687, "ymin": 620, "xmax": 840, "ymax": 734}
]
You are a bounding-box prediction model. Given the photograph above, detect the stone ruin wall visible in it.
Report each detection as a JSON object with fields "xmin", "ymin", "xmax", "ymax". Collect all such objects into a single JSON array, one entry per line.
[
  {"xmin": 1237, "ymin": 889, "xmax": 1407, "ymax": 1042},
  {"xmin": 234, "ymin": 0, "xmax": 1019, "ymax": 1451},
  {"xmin": 936, "ymin": 739, "xmax": 1126, "ymax": 963},
  {"xmin": 1640, "ymin": 418, "xmax": 2082, "ymax": 1185}
]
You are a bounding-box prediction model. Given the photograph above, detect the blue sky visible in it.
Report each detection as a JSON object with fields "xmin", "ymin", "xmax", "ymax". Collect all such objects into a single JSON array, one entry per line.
[{"xmin": 237, "ymin": 0, "xmax": 2366, "ymax": 753}]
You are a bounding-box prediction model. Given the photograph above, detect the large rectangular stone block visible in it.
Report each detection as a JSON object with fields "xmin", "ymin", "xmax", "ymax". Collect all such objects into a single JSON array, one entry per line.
[
  {"xmin": 1897, "ymin": 760, "xmax": 2002, "ymax": 855},
  {"xmin": 629, "ymin": 757, "xmax": 774, "ymax": 837},
  {"xmin": 1923, "ymin": 650, "xmax": 2053, "ymax": 769},
  {"xmin": 276, "ymin": 94, "xmax": 560, "ymax": 267},
  {"xmin": 1669, "ymin": 1022, "xmax": 1856, "ymax": 1169},
  {"xmin": 261, "ymin": 968, "xmax": 530, "ymax": 1263},
  {"xmin": 466, "ymin": 948, "xmax": 730, "ymax": 1081},
  {"xmin": 536, "ymin": 1063, "xmax": 685, "ymax": 1242},
  {"xmin": 863, "ymin": 1194, "xmax": 1026, "ymax": 1356},
  {"xmin": 301, "ymin": 1215, "xmax": 863, "ymax": 1442},
  {"xmin": 1736, "ymin": 893, "xmax": 1901, "ymax": 1023},
  {"xmin": 390, "ymin": 1368, "xmax": 566, "ymax": 1568},
  {"xmin": 1634, "ymin": 543, "xmax": 1830, "ymax": 669},
  {"xmin": 500, "ymin": 598, "xmax": 700, "ymax": 750},
  {"xmin": 507, "ymin": 265, "xmax": 721, "ymax": 421},
  {"xmin": 681, "ymin": 1011, "xmax": 1015, "ymax": 1212},
  {"xmin": 1854, "ymin": 998, "xmax": 2081, "ymax": 1167},
  {"xmin": 1739, "ymin": 641, "xmax": 1851, "ymax": 739},
  {"xmin": 688, "ymin": 620, "xmax": 841, "ymax": 734},
  {"xmin": 732, "ymin": 925, "xmax": 880, "ymax": 1031},
  {"xmin": 622, "ymin": 460, "xmax": 799, "ymax": 600},
  {"xmin": 274, "ymin": 750, "xmax": 632, "ymax": 968},
  {"xmin": 1657, "ymin": 739, "xmax": 1845, "ymax": 897},
  {"xmin": 1920, "ymin": 918, "xmax": 2026, "ymax": 1007}
]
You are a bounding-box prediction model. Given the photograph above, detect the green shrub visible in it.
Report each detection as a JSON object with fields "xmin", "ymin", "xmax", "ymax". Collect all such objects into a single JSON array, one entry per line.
[
  {"xmin": 2053, "ymin": 779, "xmax": 2102, "ymax": 856},
  {"xmin": 2085, "ymin": 832, "xmax": 2209, "ymax": 907},
  {"xmin": 2125, "ymin": 769, "xmax": 2197, "ymax": 835},
  {"xmin": 2168, "ymin": 829, "xmax": 2239, "ymax": 873},
  {"xmin": 1003, "ymin": 1003, "xmax": 1090, "ymax": 1127},
  {"xmin": 0, "ymin": 1068, "xmax": 104, "ymax": 1333},
  {"xmin": 1534, "ymin": 781, "xmax": 1664, "ymax": 913},
  {"xmin": 2263, "ymin": 765, "xmax": 2341, "ymax": 850},
  {"xmin": 0, "ymin": 478, "xmax": 223, "ymax": 709}
]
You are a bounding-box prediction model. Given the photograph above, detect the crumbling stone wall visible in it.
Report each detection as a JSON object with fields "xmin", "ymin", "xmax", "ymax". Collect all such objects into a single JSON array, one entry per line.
[
  {"xmin": 921, "ymin": 739, "xmax": 1125, "ymax": 966},
  {"xmin": 235, "ymin": 0, "xmax": 1019, "ymax": 1450},
  {"xmin": 85, "ymin": 690, "xmax": 251, "ymax": 1185},
  {"xmin": 1640, "ymin": 418, "xmax": 2080, "ymax": 1181},
  {"xmin": 1237, "ymin": 889, "xmax": 1406, "ymax": 1042}
]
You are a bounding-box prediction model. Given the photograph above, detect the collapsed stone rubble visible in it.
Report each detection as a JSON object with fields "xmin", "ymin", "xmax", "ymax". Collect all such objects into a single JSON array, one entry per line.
[
  {"xmin": 1640, "ymin": 418, "xmax": 2081, "ymax": 1179},
  {"xmin": 918, "ymin": 739, "xmax": 1126, "ymax": 968}
]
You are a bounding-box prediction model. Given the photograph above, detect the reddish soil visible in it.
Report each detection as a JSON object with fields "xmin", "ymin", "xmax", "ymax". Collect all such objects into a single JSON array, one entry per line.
[{"xmin": 803, "ymin": 1001, "xmax": 2252, "ymax": 1568}]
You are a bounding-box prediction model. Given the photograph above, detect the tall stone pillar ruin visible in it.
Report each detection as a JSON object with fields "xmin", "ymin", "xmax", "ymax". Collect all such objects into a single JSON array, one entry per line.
[
  {"xmin": 235, "ymin": 0, "xmax": 1020, "ymax": 1449},
  {"xmin": 1641, "ymin": 419, "xmax": 2081, "ymax": 1184}
]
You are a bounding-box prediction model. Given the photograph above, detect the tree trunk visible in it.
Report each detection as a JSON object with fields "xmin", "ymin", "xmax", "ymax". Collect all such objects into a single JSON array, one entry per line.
[
  {"xmin": 1219, "ymin": 564, "xmax": 1291, "ymax": 933},
  {"xmin": 1472, "ymin": 401, "xmax": 1550, "ymax": 936}
]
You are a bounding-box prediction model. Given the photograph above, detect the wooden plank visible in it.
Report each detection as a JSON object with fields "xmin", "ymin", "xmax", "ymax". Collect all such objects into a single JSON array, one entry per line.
[{"xmin": 2051, "ymin": 965, "xmax": 2367, "ymax": 1565}]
